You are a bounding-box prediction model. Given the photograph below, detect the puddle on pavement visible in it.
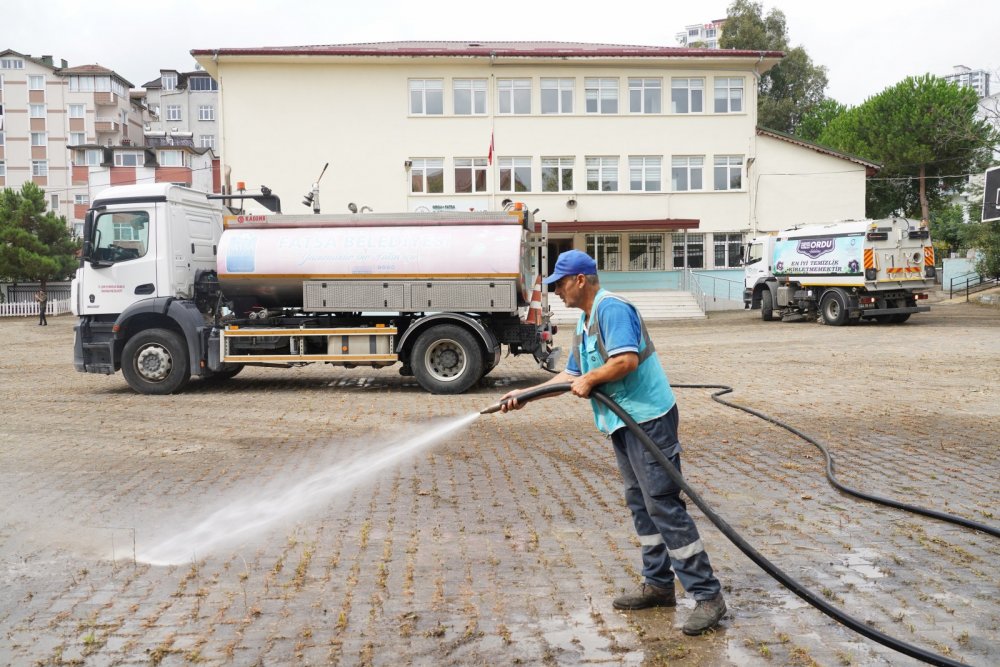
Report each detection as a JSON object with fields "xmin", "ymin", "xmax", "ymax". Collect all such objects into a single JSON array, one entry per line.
[{"xmin": 834, "ymin": 547, "xmax": 886, "ymax": 583}]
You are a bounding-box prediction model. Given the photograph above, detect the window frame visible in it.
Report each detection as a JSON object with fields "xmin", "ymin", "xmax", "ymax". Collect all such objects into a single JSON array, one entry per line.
[
  {"xmin": 585, "ymin": 234, "xmax": 622, "ymax": 271},
  {"xmin": 671, "ymin": 156, "xmax": 704, "ymax": 192},
  {"xmin": 32, "ymin": 160, "xmax": 49, "ymax": 177},
  {"xmin": 454, "ymin": 157, "xmax": 488, "ymax": 193},
  {"xmin": 585, "ymin": 156, "xmax": 619, "ymax": 192},
  {"xmin": 452, "ymin": 78, "xmax": 487, "ymax": 116},
  {"xmin": 199, "ymin": 134, "xmax": 216, "ymax": 149},
  {"xmin": 30, "ymin": 132, "xmax": 48, "ymax": 147},
  {"xmin": 114, "ymin": 151, "xmax": 145, "ymax": 167},
  {"xmin": 165, "ymin": 105, "xmax": 182, "ymax": 121},
  {"xmin": 409, "ymin": 79, "xmax": 444, "ymax": 116},
  {"xmin": 713, "ymin": 232, "xmax": 745, "ymax": 268},
  {"xmin": 585, "ymin": 78, "xmax": 619, "ymax": 114},
  {"xmin": 714, "ymin": 77, "xmax": 744, "ymax": 113},
  {"xmin": 672, "ymin": 233, "xmax": 705, "ymax": 269},
  {"xmin": 540, "ymin": 78, "xmax": 574, "ymax": 114},
  {"xmin": 29, "ymin": 103, "xmax": 46, "ymax": 118},
  {"xmin": 671, "ymin": 78, "xmax": 704, "ymax": 114},
  {"xmin": 69, "ymin": 131, "xmax": 86, "ymax": 146},
  {"xmin": 628, "ymin": 78, "xmax": 662, "ymax": 114},
  {"xmin": 68, "ymin": 104, "xmax": 85, "ymax": 118},
  {"xmin": 628, "ymin": 233, "xmax": 666, "ymax": 271},
  {"xmin": 188, "ymin": 76, "xmax": 218, "ymax": 91},
  {"xmin": 629, "ymin": 155, "xmax": 662, "ymax": 192},
  {"xmin": 410, "ymin": 158, "xmax": 445, "ymax": 194},
  {"xmin": 497, "ymin": 78, "xmax": 531, "ymax": 115},
  {"xmin": 498, "ymin": 157, "xmax": 532, "ymax": 193},
  {"xmin": 158, "ymin": 150, "xmax": 185, "ymax": 167},
  {"xmin": 162, "ymin": 74, "xmax": 177, "ymax": 91},
  {"xmin": 541, "ymin": 157, "xmax": 574, "ymax": 192},
  {"xmin": 198, "ymin": 105, "xmax": 215, "ymax": 121},
  {"xmin": 28, "ymin": 74, "xmax": 45, "ymax": 90},
  {"xmin": 713, "ymin": 155, "xmax": 744, "ymax": 191}
]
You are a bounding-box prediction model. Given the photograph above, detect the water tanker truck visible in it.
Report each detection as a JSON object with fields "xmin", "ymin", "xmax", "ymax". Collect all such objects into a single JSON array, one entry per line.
[
  {"xmin": 743, "ymin": 218, "xmax": 935, "ymax": 325},
  {"xmin": 72, "ymin": 183, "xmax": 556, "ymax": 394}
]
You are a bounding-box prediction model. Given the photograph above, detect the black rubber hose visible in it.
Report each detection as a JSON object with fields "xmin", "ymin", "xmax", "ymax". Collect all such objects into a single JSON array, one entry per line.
[
  {"xmin": 494, "ymin": 382, "xmax": 968, "ymax": 667},
  {"xmin": 673, "ymin": 384, "xmax": 1000, "ymax": 540}
]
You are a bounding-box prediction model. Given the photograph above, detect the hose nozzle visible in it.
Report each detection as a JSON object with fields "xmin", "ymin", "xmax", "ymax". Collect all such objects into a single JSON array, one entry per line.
[{"xmin": 480, "ymin": 402, "xmax": 504, "ymax": 415}]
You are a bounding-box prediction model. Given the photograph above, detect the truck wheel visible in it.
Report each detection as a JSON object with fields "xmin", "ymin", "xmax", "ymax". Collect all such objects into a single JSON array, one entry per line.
[
  {"xmin": 121, "ymin": 328, "xmax": 191, "ymax": 394},
  {"xmin": 820, "ymin": 290, "xmax": 849, "ymax": 326},
  {"xmin": 888, "ymin": 313, "xmax": 911, "ymax": 324},
  {"xmin": 412, "ymin": 324, "xmax": 484, "ymax": 394},
  {"xmin": 761, "ymin": 290, "xmax": 776, "ymax": 321}
]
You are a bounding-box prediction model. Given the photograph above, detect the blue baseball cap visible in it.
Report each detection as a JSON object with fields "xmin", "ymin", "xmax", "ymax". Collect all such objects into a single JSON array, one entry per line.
[{"xmin": 543, "ymin": 250, "xmax": 597, "ymax": 285}]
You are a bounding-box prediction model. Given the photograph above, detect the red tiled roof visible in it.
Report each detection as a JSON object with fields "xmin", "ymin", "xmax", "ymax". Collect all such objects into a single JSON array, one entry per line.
[
  {"xmin": 191, "ymin": 40, "xmax": 783, "ymax": 60},
  {"xmin": 756, "ymin": 127, "xmax": 881, "ymax": 174}
]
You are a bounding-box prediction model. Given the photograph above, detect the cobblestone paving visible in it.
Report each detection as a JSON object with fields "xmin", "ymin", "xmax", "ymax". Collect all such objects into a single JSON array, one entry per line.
[{"xmin": 1, "ymin": 303, "xmax": 997, "ymax": 666}]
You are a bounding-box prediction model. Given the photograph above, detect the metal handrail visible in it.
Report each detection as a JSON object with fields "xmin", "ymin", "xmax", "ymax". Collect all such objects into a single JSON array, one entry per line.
[
  {"xmin": 949, "ymin": 272, "xmax": 1000, "ymax": 301},
  {"xmin": 689, "ymin": 271, "xmax": 745, "ymax": 305}
]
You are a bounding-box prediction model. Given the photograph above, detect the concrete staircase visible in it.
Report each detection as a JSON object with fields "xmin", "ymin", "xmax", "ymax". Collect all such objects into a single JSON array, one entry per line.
[{"xmin": 544, "ymin": 290, "xmax": 705, "ymax": 324}]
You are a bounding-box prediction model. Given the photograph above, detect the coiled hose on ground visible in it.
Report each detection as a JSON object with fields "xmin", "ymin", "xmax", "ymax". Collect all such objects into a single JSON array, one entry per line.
[{"xmin": 485, "ymin": 381, "xmax": 997, "ymax": 667}]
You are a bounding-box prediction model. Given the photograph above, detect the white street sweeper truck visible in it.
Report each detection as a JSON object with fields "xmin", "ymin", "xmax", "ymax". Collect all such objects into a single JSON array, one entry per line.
[
  {"xmin": 72, "ymin": 183, "xmax": 556, "ymax": 394},
  {"xmin": 743, "ymin": 218, "xmax": 935, "ymax": 325}
]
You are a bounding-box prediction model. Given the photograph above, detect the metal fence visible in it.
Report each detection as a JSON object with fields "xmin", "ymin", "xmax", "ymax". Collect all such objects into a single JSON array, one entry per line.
[{"xmin": 686, "ymin": 270, "xmax": 745, "ymax": 312}]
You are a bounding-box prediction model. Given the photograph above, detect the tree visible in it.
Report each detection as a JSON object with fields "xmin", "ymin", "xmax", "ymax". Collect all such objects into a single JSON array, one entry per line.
[
  {"xmin": 719, "ymin": 0, "xmax": 829, "ymax": 134},
  {"xmin": 928, "ymin": 204, "xmax": 970, "ymax": 258},
  {"xmin": 0, "ymin": 182, "xmax": 79, "ymax": 288},
  {"xmin": 819, "ymin": 75, "xmax": 999, "ymax": 221},
  {"xmin": 795, "ymin": 98, "xmax": 847, "ymax": 143}
]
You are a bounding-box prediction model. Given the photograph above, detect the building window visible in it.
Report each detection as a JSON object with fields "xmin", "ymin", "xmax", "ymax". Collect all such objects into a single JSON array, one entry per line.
[
  {"xmin": 585, "ymin": 78, "xmax": 618, "ymax": 114},
  {"xmin": 629, "ymin": 78, "xmax": 661, "ymax": 114},
  {"xmin": 29, "ymin": 104, "xmax": 46, "ymax": 118},
  {"xmin": 198, "ymin": 105, "xmax": 215, "ymax": 121},
  {"xmin": 69, "ymin": 132, "xmax": 85, "ymax": 145},
  {"xmin": 541, "ymin": 78, "xmax": 574, "ymax": 114},
  {"xmin": 714, "ymin": 77, "xmax": 744, "ymax": 113},
  {"xmin": 629, "ymin": 233, "xmax": 665, "ymax": 271},
  {"xmin": 705, "ymin": 28, "xmax": 717, "ymax": 38},
  {"xmin": 162, "ymin": 74, "xmax": 177, "ymax": 90},
  {"xmin": 541, "ymin": 157, "xmax": 574, "ymax": 192},
  {"xmin": 0, "ymin": 161, "xmax": 5, "ymax": 177},
  {"xmin": 586, "ymin": 234, "xmax": 621, "ymax": 270},
  {"xmin": 499, "ymin": 157, "xmax": 531, "ymax": 192},
  {"xmin": 76, "ymin": 149, "xmax": 102, "ymax": 166},
  {"xmin": 199, "ymin": 135, "xmax": 216, "ymax": 149},
  {"xmin": 454, "ymin": 158, "xmax": 488, "ymax": 193},
  {"xmin": 0, "ymin": 131, "xmax": 4, "ymax": 146},
  {"xmin": 32, "ymin": 160, "xmax": 48, "ymax": 177},
  {"xmin": 50, "ymin": 194, "xmax": 59, "ymax": 210},
  {"xmin": 671, "ymin": 156, "xmax": 704, "ymax": 191},
  {"xmin": 28, "ymin": 75, "xmax": 45, "ymax": 90},
  {"xmin": 629, "ymin": 156, "xmax": 661, "ymax": 192},
  {"xmin": 453, "ymin": 79, "xmax": 486, "ymax": 115},
  {"xmin": 497, "ymin": 79, "xmax": 531, "ymax": 115},
  {"xmin": 165, "ymin": 105, "xmax": 182, "ymax": 121},
  {"xmin": 586, "ymin": 156, "xmax": 618, "ymax": 191},
  {"xmin": 714, "ymin": 155, "xmax": 743, "ymax": 190},
  {"xmin": 189, "ymin": 76, "xmax": 218, "ymax": 91},
  {"xmin": 714, "ymin": 233, "xmax": 744, "ymax": 268},
  {"xmin": 671, "ymin": 78, "xmax": 704, "ymax": 113},
  {"xmin": 114, "ymin": 151, "xmax": 145, "ymax": 167},
  {"xmin": 409, "ymin": 79, "xmax": 443, "ymax": 115},
  {"xmin": 75, "ymin": 194, "xmax": 90, "ymax": 205},
  {"xmin": 69, "ymin": 104, "xmax": 85, "ymax": 118},
  {"xmin": 672, "ymin": 233, "xmax": 705, "ymax": 268},
  {"xmin": 410, "ymin": 158, "xmax": 444, "ymax": 193},
  {"xmin": 1, "ymin": 59, "xmax": 24, "ymax": 69},
  {"xmin": 30, "ymin": 132, "xmax": 47, "ymax": 147},
  {"xmin": 158, "ymin": 150, "xmax": 185, "ymax": 167}
]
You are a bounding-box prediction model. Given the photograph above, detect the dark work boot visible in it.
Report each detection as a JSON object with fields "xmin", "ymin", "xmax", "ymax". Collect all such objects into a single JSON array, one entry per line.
[
  {"xmin": 682, "ymin": 593, "xmax": 726, "ymax": 635},
  {"xmin": 612, "ymin": 582, "xmax": 676, "ymax": 610}
]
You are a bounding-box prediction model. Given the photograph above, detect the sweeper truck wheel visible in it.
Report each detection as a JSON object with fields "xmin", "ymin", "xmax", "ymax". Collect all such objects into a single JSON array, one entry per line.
[
  {"xmin": 820, "ymin": 289, "xmax": 849, "ymax": 326},
  {"xmin": 121, "ymin": 328, "xmax": 191, "ymax": 394},
  {"xmin": 412, "ymin": 324, "xmax": 483, "ymax": 394},
  {"xmin": 761, "ymin": 289, "xmax": 776, "ymax": 321}
]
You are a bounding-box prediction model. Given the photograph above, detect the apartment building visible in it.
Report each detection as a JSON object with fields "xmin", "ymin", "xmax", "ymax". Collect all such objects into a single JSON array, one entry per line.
[
  {"xmin": 675, "ymin": 20, "xmax": 726, "ymax": 49},
  {"xmin": 140, "ymin": 67, "xmax": 220, "ymax": 151},
  {"xmin": 1, "ymin": 49, "xmax": 219, "ymax": 236},
  {"xmin": 943, "ymin": 65, "xmax": 991, "ymax": 99},
  {"xmin": 192, "ymin": 41, "xmax": 872, "ymax": 283}
]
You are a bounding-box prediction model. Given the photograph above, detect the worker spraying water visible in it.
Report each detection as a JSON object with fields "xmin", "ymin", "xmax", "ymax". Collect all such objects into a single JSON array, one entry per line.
[{"xmin": 485, "ymin": 250, "xmax": 727, "ymax": 637}]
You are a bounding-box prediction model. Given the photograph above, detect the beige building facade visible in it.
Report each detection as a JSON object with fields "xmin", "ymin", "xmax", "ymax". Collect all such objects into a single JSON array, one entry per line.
[{"xmin": 193, "ymin": 42, "xmax": 873, "ymax": 280}]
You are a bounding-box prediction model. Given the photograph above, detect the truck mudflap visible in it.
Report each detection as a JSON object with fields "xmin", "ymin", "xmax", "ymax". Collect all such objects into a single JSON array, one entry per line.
[{"xmin": 74, "ymin": 319, "xmax": 116, "ymax": 374}]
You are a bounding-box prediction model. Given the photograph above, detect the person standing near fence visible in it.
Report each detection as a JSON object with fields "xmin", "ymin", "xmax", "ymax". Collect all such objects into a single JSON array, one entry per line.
[{"xmin": 35, "ymin": 288, "xmax": 48, "ymax": 326}]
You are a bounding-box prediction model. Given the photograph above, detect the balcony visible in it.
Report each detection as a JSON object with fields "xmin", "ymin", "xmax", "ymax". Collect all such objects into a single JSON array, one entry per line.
[
  {"xmin": 94, "ymin": 91, "xmax": 120, "ymax": 107},
  {"xmin": 94, "ymin": 117, "xmax": 120, "ymax": 133}
]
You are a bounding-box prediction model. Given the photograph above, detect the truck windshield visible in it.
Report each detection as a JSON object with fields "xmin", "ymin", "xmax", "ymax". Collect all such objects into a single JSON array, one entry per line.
[
  {"xmin": 744, "ymin": 243, "xmax": 764, "ymax": 266},
  {"xmin": 93, "ymin": 211, "xmax": 150, "ymax": 263}
]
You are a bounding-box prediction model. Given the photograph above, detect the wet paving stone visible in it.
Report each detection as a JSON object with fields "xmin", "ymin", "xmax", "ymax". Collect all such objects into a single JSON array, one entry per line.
[{"xmin": 1, "ymin": 304, "xmax": 998, "ymax": 665}]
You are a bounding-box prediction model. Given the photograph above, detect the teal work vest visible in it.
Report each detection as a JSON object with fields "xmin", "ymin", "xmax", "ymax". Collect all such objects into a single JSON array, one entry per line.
[{"xmin": 573, "ymin": 290, "xmax": 676, "ymax": 434}]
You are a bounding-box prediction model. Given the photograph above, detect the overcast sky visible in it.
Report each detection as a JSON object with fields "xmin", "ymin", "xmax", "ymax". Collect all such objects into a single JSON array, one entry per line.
[{"xmin": 6, "ymin": 0, "xmax": 997, "ymax": 106}]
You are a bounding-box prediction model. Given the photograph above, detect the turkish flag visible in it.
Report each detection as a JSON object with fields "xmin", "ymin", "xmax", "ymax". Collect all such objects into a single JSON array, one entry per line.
[{"xmin": 488, "ymin": 131, "xmax": 494, "ymax": 165}]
